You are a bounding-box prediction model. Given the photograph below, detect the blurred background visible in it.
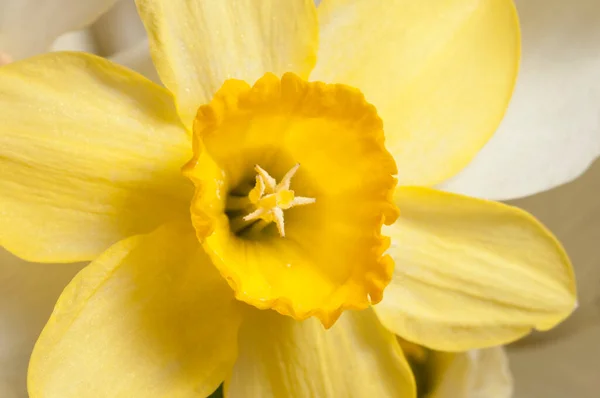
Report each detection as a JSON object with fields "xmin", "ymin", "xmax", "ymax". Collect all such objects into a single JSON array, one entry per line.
[{"xmin": 506, "ymin": 158, "xmax": 600, "ymax": 398}]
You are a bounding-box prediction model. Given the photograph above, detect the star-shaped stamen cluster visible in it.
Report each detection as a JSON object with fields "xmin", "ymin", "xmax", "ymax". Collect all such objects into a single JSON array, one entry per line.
[{"xmin": 243, "ymin": 164, "xmax": 315, "ymax": 237}]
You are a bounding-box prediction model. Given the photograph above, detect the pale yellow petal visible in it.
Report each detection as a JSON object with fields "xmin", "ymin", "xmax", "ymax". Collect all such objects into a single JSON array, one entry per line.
[
  {"xmin": 28, "ymin": 223, "xmax": 242, "ymax": 398},
  {"xmin": 429, "ymin": 347, "xmax": 513, "ymax": 398},
  {"xmin": 312, "ymin": 0, "xmax": 519, "ymax": 186},
  {"xmin": 0, "ymin": 248, "xmax": 84, "ymax": 397},
  {"xmin": 135, "ymin": 0, "xmax": 318, "ymax": 127},
  {"xmin": 375, "ymin": 187, "xmax": 576, "ymax": 351},
  {"xmin": 0, "ymin": 52, "xmax": 192, "ymax": 263},
  {"xmin": 226, "ymin": 308, "xmax": 415, "ymax": 398}
]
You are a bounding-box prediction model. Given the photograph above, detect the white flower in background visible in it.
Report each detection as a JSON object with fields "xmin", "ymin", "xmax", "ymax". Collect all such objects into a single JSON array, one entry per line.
[
  {"xmin": 0, "ymin": 0, "xmax": 154, "ymax": 77},
  {"xmin": 90, "ymin": 0, "xmax": 160, "ymax": 82},
  {"xmin": 429, "ymin": 347, "xmax": 513, "ymax": 398},
  {"xmin": 398, "ymin": 340, "xmax": 513, "ymax": 398},
  {"xmin": 0, "ymin": 257, "xmax": 85, "ymax": 398},
  {"xmin": 0, "ymin": 0, "xmax": 119, "ymax": 63}
]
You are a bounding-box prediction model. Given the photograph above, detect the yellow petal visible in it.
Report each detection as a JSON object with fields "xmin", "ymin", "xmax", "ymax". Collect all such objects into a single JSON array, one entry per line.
[
  {"xmin": 28, "ymin": 223, "xmax": 242, "ymax": 398},
  {"xmin": 375, "ymin": 187, "xmax": 576, "ymax": 351},
  {"xmin": 312, "ymin": 0, "xmax": 520, "ymax": 186},
  {"xmin": 135, "ymin": 0, "xmax": 318, "ymax": 127},
  {"xmin": 428, "ymin": 347, "xmax": 512, "ymax": 398},
  {"xmin": 226, "ymin": 308, "xmax": 416, "ymax": 397},
  {"xmin": 0, "ymin": 52, "xmax": 192, "ymax": 263},
  {"xmin": 183, "ymin": 73, "xmax": 398, "ymax": 327}
]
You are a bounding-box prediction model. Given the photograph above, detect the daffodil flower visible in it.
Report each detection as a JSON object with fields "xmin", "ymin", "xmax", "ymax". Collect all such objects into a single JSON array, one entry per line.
[{"xmin": 0, "ymin": 0, "xmax": 576, "ymax": 397}]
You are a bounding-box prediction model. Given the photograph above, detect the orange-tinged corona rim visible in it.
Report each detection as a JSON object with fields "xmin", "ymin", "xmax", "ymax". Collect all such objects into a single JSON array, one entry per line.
[{"xmin": 183, "ymin": 72, "xmax": 399, "ymax": 327}]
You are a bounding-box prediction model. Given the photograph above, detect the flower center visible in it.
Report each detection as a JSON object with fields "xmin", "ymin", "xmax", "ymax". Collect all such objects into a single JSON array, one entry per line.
[
  {"xmin": 184, "ymin": 72, "xmax": 399, "ymax": 327},
  {"xmin": 226, "ymin": 164, "xmax": 315, "ymax": 237}
]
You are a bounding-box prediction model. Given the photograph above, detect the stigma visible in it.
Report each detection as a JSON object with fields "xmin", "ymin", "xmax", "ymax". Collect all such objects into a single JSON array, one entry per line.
[{"xmin": 228, "ymin": 164, "xmax": 315, "ymax": 237}]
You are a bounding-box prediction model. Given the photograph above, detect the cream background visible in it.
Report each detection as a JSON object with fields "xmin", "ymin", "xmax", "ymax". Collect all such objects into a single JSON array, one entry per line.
[{"xmin": 506, "ymin": 159, "xmax": 600, "ymax": 397}]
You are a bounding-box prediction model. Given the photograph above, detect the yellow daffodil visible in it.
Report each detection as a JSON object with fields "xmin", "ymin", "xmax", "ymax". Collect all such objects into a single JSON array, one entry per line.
[{"xmin": 0, "ymin": 0, "xmax": 576, "ymax": 397}]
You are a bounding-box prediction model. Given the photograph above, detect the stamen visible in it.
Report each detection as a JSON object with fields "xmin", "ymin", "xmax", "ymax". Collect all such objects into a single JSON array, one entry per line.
[
  {"xmin": 278, "ymin": 163, "xmax": 300, "ymax": 190},
  {"xmin": 237, "ymin": 163, "xmax": 316, "ymax": 237},
  {"xmin": 283, "ymin": 196, "xmax": 316, "ymax": 209},
  {"xmin": 244, "ymin": 207, "xmax": 267, "ymax": 222},
  {"xmin": 272, "ymin": 207, "xmax": 285, "ymax": 236},
  {"xmin": 254, "ymin": 165, "xmax": 277, "ymax": 191},
  {"xmin": 248, "ymin": 175, "xmax": 266, "ymax": 203}
]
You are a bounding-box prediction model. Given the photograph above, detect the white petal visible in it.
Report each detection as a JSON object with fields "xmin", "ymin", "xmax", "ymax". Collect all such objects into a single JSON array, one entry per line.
[
  {"xmin": 91, "ymin": 0, "xmax": 147, "ymax": 56},
  {"xmin": 431, "ymin": 347, "xmax": 513, "ymax": 398},
  {"xmin": 0, "ymin": 0, "xmax": 118, "ymax": 60},
  {"xmin": 50, "ymin": 29, "xmax": 99, "ymax": 53},
  {"xmin": 88, "ymin": 1, "xmax": 158, "ymax": 82},
  {"xmin": 109, "ymin": 39, "xmax": 161, "ymax": 84},
  {"xmin": 439, "ymin": 0, "xmax": 600, "ymax": 200},
  {"xmin": 0, "ymin": 248, "xmax": 84, "ymax": 396}
]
